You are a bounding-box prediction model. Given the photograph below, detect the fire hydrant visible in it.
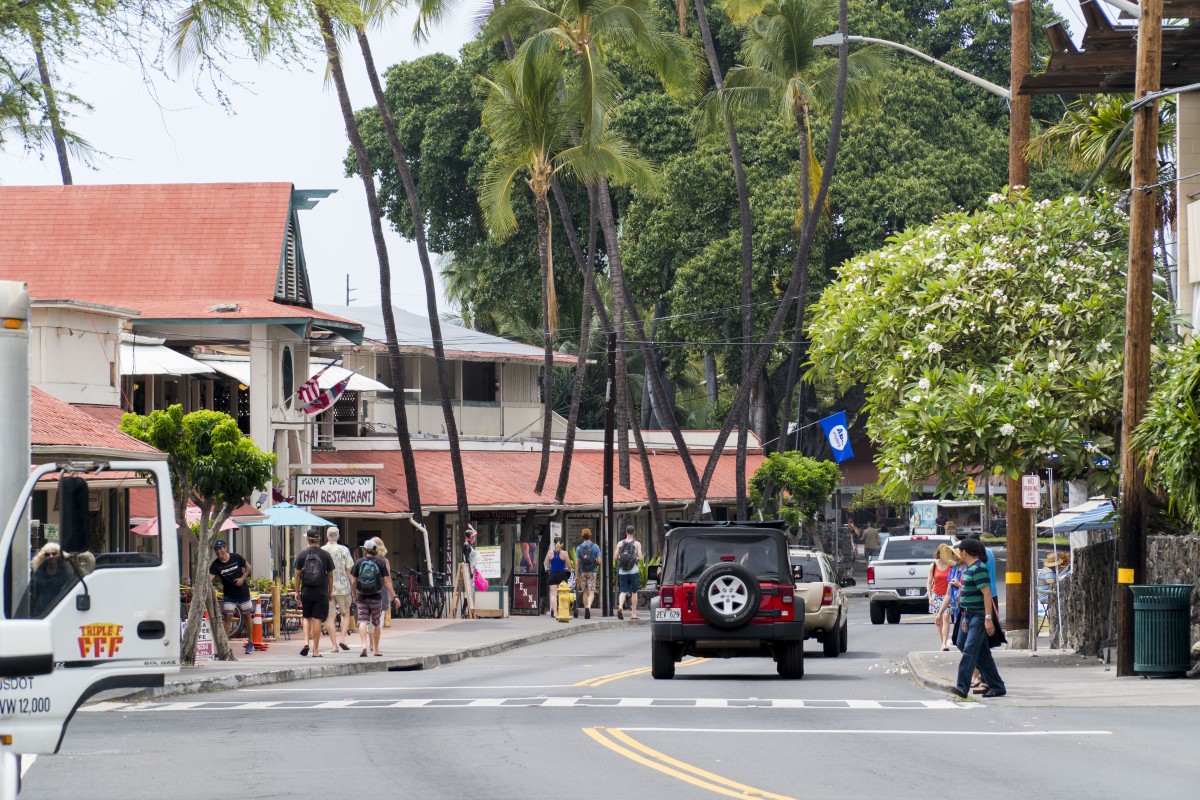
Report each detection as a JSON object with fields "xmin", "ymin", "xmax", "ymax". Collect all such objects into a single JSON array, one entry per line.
[{"xmin": 556, "ymin": 581, "xmax": 574, "ymax": 623}]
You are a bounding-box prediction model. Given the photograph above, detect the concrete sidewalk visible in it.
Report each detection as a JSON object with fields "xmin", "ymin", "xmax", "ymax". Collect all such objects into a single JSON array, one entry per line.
[
  {"xmin": 104, "ymin": 613, "xmax": 645, "ymax": 702},
  {"xmin": 907, "ymin": 647, "xmax": 1200, "ymax": 707}
]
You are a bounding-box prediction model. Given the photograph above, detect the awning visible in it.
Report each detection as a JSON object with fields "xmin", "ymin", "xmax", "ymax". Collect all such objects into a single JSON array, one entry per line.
[
  {"xmin": 199, "ymin": 359, "xmax": 251, "ymax": 386},
  {"xmin": 1037, "ymin": 499, "xmax": 1116, "ymax": 533},
  {"xmin": 310, "ymin": 361, "xmax": 389, "ymax": 392},
  {"xmin": 120, "ymin": 344, "xmax": 215, "ymax": 376}
]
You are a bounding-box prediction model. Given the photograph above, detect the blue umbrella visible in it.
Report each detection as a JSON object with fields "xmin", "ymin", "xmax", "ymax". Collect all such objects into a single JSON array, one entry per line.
[{"xmin": 237, "ymin": 502, "xmax": 333, "ymax": 528}]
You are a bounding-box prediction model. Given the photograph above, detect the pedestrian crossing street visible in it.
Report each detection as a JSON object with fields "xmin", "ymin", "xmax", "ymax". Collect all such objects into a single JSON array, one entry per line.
[{"xmin": 82, "ymin": 697, "xmax": 971, "ymax": 713}]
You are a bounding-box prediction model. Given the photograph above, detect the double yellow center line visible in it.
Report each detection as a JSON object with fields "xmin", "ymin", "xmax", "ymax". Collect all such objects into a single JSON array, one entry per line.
[
  {"xmin": 584, "ymin": 726, "xmax": 794, "ymax": 800},
  {"xmin": 575, "ymin": 658, "xmax": 711, "ymax": 687}
]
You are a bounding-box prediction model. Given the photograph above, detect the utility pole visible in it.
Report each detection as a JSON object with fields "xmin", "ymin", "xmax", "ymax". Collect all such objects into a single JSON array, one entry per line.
[
  {"xmin": 602, "ymin": 332, "xmax": 616, "ymax": 617},
  {"xmin": 1117, "ymin": 0, "xmax": 1163, "ymax": 677},
  {"xmin": 345, "ymin": 274, "xmax": 356, "ymax": 306},
  {"xmin": 1003, "ymin": 0, "xmax": 1033, "ymax": 649}
]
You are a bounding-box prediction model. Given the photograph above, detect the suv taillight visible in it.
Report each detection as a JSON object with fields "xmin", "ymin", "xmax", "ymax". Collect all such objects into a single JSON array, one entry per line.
[
  {"xmin": 867, "ymin": 565, "xmax": 875, "ymax": 586},
  {"xmin": 779, "ymin": 585, "xmax": 793, "ymax": 618},
  {"xmin": 660, "ymin": 586, "xmax": 676, "ymax": 608},
  {"xmin": 821, "ymin": 586, "xmax": 834, "ymax": 606}
]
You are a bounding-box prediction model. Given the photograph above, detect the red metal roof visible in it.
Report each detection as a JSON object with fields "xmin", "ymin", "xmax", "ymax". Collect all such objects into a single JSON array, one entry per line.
[
  {"xmin": 309, "ymin": 448, "xmax": 763, "ymax": 513},
  {"xmin": 0, "ymin": 183, "xmax": 356, "ymax": 329},
  {"xmin": 31, "ymin": 389, "xmax": 160, "ymax": 455}
]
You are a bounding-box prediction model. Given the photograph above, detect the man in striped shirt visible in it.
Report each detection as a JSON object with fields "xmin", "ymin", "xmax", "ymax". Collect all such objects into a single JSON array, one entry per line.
[{"xmin": 951, "ymin": 537, "xmax": 1006, "ymax": 699}]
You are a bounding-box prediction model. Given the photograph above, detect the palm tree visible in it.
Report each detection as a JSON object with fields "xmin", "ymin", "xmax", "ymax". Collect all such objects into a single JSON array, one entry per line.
[
  {"xmin": 478, "ymin": 47, "xmax": 656, "ymax": 494},
  {"xmin": 486, "ymin": 0, "xmax": 708, "ymax": 505},
  {"xmin": 29, "ymin": 16, "xmax": 72, "ymax": 183},
  {"xmin": 345, "ymin": 0, "xmax": 473, "ymax": 530},
  {"xmin": 172, "ymin": 1, "xmax": 429, "ymax": 533},
  {"xmin": 704, "ymin": 0, "xmax": 888, "ymax": 460}
]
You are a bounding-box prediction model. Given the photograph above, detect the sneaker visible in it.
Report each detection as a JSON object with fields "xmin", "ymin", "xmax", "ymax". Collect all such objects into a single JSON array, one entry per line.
[
  {"xmin": 950, "ymin": 686, "xmax": 968, "ymax": 699},
  {"xmin": 981, "ymin": 688, "xmax": 1007, "ymax": 698},
  {"xmin": 244, "ymin": 642, "xmax": 254, "ymax": 654},
  {"xmin": 299, "ymin": 645, "xmax": 309, "ymax": 657},
  {"xmin": 584, "ymin": 608, "xmax": 591, "ymax": 620},
  {"xmin": 616, "ymin": 607, "xmax": 623, "ymax": 620}
]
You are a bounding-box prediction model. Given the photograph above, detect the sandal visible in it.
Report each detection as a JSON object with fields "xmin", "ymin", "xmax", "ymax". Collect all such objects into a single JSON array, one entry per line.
[
  {"xmin": 972, "ymin": 683, "xmax": 989, "ymax": 694},
  {"xmin": 359, "ymin": 649, "xmax": 367, "ymax": 658},
  {"xmin": 374, "ymin": 651, "xmax": 383, "ymax": 657}
]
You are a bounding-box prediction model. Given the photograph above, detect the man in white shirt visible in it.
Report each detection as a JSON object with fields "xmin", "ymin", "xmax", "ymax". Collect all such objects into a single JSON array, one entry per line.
[{"xmin": 322, "ymin": 527, "xmax": 355, "ymax": 650}]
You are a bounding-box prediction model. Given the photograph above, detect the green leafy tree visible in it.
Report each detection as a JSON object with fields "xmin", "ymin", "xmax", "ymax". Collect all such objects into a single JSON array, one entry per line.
[
  {"xmin": 805, "ymin": 189, "xmax": 1175, "ymax": 499},
  {"xmin": 122, "ymin": 406, "xmax": 275, "ymax": 665},
  {"xmin": 1134, "ymin": 338, "xmax": 1200, "ymax": 531},
  {"xmin": 749, "ymin": 451, "xmax": 841, "ymax": 529}
]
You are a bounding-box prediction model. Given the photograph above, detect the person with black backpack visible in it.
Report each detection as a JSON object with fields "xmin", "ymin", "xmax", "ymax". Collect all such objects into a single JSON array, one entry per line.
[
  {"xmin": 614, "ymin": 524, "xmax": 643, "ymax": 620},
  {"xmin": 350, "ymin": 538, "xmax": 398, "ymax": 657},
  {"xmin": 292, "ymin": 528, "xmax": 335, "ymax": 657},
  {"xmin": 574, "ymin": 529, "xmax": 601, "ymax": 619}
]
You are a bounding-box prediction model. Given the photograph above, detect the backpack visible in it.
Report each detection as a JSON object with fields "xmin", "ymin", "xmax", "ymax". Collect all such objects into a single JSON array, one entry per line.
[
  {"xmin": 577, "ymin": 543, "xmax": 598, "ymax": 573},
  {"xmin": 618, "ymin": 540, "xmax": 638, "ymax": 571},
  {"xmin": 356, "ymin": 557, "xmax": 382, "ymax": 596},
  {"xmin": 300, "ymin": 549, "xmax": 325, "ymax": 588}
]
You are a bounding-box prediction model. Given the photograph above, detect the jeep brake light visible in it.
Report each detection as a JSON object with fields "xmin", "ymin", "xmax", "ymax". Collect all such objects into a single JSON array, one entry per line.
[
  {"xmin": 660, "ymin": 586, "xmax": 676, "ymax": 608},
  {"xmin": 780, "ymin": 586, "xmax": 793, "ymax": 604},
  {"xmin": 867, "ymin": 565, "xmax": 875, "ymax": 586},
  {"xmin": 821, "ymin": 586, "xmax": 834, "ymax": 606},
  {"xmin": 720, "ymin": 555, "xmax": 735, "ymax": 562}
]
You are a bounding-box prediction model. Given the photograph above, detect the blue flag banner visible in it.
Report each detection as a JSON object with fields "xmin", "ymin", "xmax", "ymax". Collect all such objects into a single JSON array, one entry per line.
[{"xmin": 819, "ymin": 411, "xmax": 854, "ymax": 463}]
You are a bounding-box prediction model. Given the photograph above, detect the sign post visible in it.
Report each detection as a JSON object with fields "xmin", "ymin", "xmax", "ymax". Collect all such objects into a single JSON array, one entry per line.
[{"xmin": 1022, "ymin": 475, "xmax": 1041, "ymax": 651}]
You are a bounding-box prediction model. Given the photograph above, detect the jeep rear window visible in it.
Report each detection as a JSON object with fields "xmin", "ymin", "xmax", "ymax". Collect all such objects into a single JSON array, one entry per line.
[
  {"xmin": 668, "ymin": 534, "xmax": 782, "ymax": 583},
  {"xmin": 880, "ymin": 540, "xmax": 942, "ymax": 560}
]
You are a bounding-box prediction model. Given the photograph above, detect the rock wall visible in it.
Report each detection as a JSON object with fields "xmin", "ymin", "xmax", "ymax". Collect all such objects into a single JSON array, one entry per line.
[
  {"xmin": 1062, "ymin": 539, "xmax": 1117, "ymax": 657},
  {"xmin": 1146, "ymin": 535, "xmax": 1200, "ymax": 656}
]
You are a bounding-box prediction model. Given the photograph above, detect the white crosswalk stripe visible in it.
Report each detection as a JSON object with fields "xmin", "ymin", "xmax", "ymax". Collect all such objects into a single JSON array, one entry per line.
[{"xmin": 81, "ymin": 697, "xmax": 972, "ymax": 713}]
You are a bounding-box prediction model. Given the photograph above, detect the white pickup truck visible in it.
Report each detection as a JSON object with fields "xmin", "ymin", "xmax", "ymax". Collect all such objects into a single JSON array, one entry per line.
[{"xmin": 866, "ymin": 535, "xmax": 953, "ymax": 624}]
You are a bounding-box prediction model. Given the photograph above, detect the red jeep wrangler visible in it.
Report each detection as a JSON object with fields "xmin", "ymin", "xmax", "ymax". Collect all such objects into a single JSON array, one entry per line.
[{"xmin": 650, "ymin": 521, "xmax": 804, "ymax": 679}]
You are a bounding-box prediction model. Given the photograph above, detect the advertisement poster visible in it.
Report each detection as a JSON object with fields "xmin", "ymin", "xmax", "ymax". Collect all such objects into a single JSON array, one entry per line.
[
  {"xmin": 512, "ymin": 575, "xmax": 540, "ymax": 614},
  {"xmin": 476, "ymin": 545, "xmax": 501, "ymax": 580},
  {"xmin": 514, "ymin": 541, "xmax": 539, "ymax": 575}
]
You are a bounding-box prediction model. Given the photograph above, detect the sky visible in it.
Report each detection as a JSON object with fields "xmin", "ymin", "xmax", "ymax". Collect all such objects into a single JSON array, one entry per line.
[{"xmin": 2, "ymin": 2, "xmax": 1089, "ymax": 316}]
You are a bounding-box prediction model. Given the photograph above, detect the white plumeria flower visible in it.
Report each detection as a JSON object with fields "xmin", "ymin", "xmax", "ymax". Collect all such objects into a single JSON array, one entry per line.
[
  {"xmin": 924, "ymin": 323, "xmax": 936, "ymax": 333},
  {"xmin": 969, "ymin": 383, "xmax": 984, "ymax": 395},
  {"xmin": 1000, "ymin": 423, "xmax": 1015, "ymax": 436},
  {"xmin": 927, "ymin": 342, "xmax": 944, "ymax": 354},
  {"xmin": 1097, "ymin": 340, "xmax": 1111, "ymax": 353},
  {"xmin": 918, "ymin": 378, "xmax": 931, "ymax": 390},
  {"xmin": 1047, "ymin": 360, "xmax": 1060, "ymax": 372},
  {"xmin": 1026, "ymin": 398, "xmax": 1041, "ymax": 409}
]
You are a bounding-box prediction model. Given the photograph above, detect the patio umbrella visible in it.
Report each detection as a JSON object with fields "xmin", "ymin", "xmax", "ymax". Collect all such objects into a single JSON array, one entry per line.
[
  {"xmin": 235, "ymin": 502, "xmax": 333, "ymax": 529},
  {"xmin": 130, "ymin": 506, "xmax": 238, "ymax": 536},
  {"xmin": 1037, "ymin": 500, "xmax": 1116, "ymax": 534}
]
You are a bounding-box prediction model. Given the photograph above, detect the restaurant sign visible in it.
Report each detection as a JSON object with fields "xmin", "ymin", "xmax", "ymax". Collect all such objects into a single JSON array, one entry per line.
[{"xmin": 295, "ymin": 474, "xmax": 376, "ymax": 507}]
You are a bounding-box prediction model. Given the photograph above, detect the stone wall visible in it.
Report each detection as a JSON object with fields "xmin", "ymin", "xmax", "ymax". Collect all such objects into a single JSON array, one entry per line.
[
  {"xmin": 1060, "ymin": 535, "xmax": 1200, "ymax": 665},
  {"xmin": 1062, "ymin": 539, "xmax": 1116, "ymax": 657}
]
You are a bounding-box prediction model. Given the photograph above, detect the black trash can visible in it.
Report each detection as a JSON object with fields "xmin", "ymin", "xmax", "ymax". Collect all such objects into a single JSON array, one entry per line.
[{"xmin": 1131, "ymin": 584, "xmax": 1193, "ymax": 676}]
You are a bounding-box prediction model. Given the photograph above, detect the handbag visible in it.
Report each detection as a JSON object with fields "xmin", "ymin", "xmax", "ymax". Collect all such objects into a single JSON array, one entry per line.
[
  {"xmin": 473, "ymin": 568, "xmax": 488, "ymax": 592},
  {"xmin": 986, "ymin": 598, "xmax": 1006, "ymax": 647}
]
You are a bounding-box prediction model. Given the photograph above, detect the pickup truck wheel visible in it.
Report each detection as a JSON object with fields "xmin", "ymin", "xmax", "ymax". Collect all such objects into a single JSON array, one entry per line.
[
  {"xmin": 838, "ymin": 617, "xmax": 849, "ymax": 653},
  {"xmin": 695, "ymin": 563, "xmax": 761, "ymax": 630},
  {"xmin": 823, "ymin": 617, "xmax": 840, "ymax": 657},
  {"xmin": 776, "ymin": 640, "xmax": 804, "ymax": 678},
  {"xmin": 886, "ymin": 604, "xmax": 902, "ymax": 624},
  {"xmin": 651, "ymin": 640, "xmax": 675, "ymax": 679},
  {"xmin": 869, "ymin": 602, "xmax": 885, "ymax": 625}
]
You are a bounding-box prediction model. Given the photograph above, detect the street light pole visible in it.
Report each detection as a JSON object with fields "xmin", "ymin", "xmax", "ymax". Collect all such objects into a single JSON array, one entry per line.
[{"xmin": 1117, "ymin": 0, "xmax": 1164, "ymax": 677}]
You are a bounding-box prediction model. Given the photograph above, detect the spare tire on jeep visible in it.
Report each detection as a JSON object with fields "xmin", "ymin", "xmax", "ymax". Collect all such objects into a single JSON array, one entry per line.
[{"xmin": 695, "ymin": 562, "xmax": 761, "ymax": 630}]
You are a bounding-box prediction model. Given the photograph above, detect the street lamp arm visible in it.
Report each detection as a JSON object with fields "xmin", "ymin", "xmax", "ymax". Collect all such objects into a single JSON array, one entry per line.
[{"xmin": 813, "ymin": 33, "xmax": 1011, "ymax": 100}]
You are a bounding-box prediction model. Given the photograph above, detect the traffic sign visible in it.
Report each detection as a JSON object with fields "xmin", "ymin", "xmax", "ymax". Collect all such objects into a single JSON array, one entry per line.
[{"xmin": 1021, "ymin": 475, "xmax": 1040, "ymax": 508}]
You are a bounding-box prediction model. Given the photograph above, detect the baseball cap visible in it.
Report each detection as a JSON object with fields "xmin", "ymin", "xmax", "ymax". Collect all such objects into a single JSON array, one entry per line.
[
  {"xmin": 213, "ymin": 540, "xmax": 227, "ymax": 549},
  {"xmin": 306, "ymin": 529, "xmax": 321, "ymax": 541},
  {"xmin": 362, "ymin": 539, "xmax": 378, "ymax": 551}
]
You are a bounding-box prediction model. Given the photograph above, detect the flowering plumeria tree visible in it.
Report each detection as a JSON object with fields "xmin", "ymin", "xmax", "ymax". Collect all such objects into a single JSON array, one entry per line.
[{"xmin": 805, "ymin": 188, "xmax": 1174, "ymax": 497}]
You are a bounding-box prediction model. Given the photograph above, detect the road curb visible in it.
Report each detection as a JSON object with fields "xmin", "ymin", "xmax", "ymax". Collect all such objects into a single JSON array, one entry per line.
[
  {"xmin": 107, "ymin": 617, "xmax": 645, "ymax": 702},
  {"xmin": 906, "ymin": 650, "xmax": 958, "ymax": 695}
]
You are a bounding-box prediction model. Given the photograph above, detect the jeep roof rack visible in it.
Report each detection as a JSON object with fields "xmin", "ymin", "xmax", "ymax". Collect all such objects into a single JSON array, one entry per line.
[{"xmin": 664, "ymin": 519, "xmax": 788, "ymax": 531}]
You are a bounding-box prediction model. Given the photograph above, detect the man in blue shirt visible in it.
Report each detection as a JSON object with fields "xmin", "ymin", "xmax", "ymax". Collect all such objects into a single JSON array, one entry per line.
[{"xmin": 574, "ymin": 529, "xmax": 601, "ymax": 619}]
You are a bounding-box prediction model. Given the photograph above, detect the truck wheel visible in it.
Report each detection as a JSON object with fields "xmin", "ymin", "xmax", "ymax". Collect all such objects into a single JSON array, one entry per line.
[
  {"xmin": 886, "ymin": 604, "xmax": 901, "ymax": 624},
  {"xmin": 869, "ymin": 602, "xmax": 885, "ymax": 625},
  {"xmin": 838, "ymin": 617, "xmax": 849, "ymax": 653},
  {"xmin": 695, "ymin": 562, "xmax": 761, "ymax": 630},
  {"xmin": 776, "ymin": 640, "xmax": 804, "ymax": 678},
  {"xmin": 651, "ymin": 640, "xmax": 675, "ymax": 679},
  {"xmin": 823, "ymin": 618, "xmax": 840, "ymax": 658}
]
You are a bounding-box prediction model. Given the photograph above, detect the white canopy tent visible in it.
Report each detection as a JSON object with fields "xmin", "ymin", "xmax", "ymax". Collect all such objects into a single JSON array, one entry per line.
[{"xmin": 120, "ymin": 343, "xmax": 215, "ymax": 376}]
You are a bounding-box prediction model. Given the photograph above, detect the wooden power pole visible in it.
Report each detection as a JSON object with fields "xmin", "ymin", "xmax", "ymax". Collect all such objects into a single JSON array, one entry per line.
[
  {"xmin": 602, "ymin": 332, "xmax": 616, "ymax": 618},
  {"xmin": 1117, "ymin": 0, "xmax": 1163, "ymax": 677},
  {"xmin": 1003, "ymin": 0, "xmax": 1033, "ymax": 649}
]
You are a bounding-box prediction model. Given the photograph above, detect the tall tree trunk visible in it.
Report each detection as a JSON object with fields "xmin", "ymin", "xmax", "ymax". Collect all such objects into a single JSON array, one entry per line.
[
  {"xmin": 534, "ymin": 192, "xmax": 555, "ymax": 493},
  {"xmin": 318, "ymin": 9, "xmax": 424, "ymax": 528},
  {"xmin": 555, "ymin": 191, "xmax": 599, "ymax": 504},
  {"xmin": 595, "ymin": 177, "xmax": 703, "ymax": 497},
  {"xmin": 617, "ymin": 329, "xmax": 631, "ymax": 489},
  {"xmin": 693, "ymin": 0, "xmax": 754, "ymax": 518},
  {"xmin": 354, "ymin": 26, "xmax": 468, "ymax": 528},
  {"xmin": 777, "ymin": 102, "xmax": 815, "ymax": 458},
  {"xmin": 704, "ymin": 352, "xmax": 718, "ymax": 404},
  {"xmin": 693, "ymin": 0, "xmax": 851, "ymax": 515},
  {"xmin": 31, "ymin": 22, "xmax": 71, "ymax": 185},
  {"xmin": 623, "ymin": 377, "xmax": 663, "ymax": 553},
  {"xmin": 643, "ymin": 304, "xmax": 667, "ymax": 429}
]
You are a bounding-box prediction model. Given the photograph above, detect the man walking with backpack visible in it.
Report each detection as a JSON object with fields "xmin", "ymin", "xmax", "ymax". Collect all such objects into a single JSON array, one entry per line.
[
  {"xmin": 351, "ymin": 539, "xmax": 398, "ymax": 657},
  {"xmin": 293, "ymin": 528, "xmax": 335, "ymax": 657},
  {"xmin": 614, "ymin": 524, "xmax": 643, "ymax": 620},
  {"xmin": 574, "ymin": 529, "xmax": 601, "ymax": 619}
]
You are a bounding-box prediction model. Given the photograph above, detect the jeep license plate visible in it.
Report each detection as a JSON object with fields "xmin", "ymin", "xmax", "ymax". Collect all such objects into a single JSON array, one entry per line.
[
  {"xmin": 654, "ymin": 608, "xmax": 681, "ymax": 622},
  {"xmin": 904, "ymin": 588, "xmax": 922, "ymax": 597}
]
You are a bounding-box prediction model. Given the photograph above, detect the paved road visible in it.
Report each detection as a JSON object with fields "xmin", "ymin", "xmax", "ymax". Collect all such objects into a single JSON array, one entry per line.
[{"xmin": 19, "ymin": 598, "xmax": 1197, "ymax": 799}]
